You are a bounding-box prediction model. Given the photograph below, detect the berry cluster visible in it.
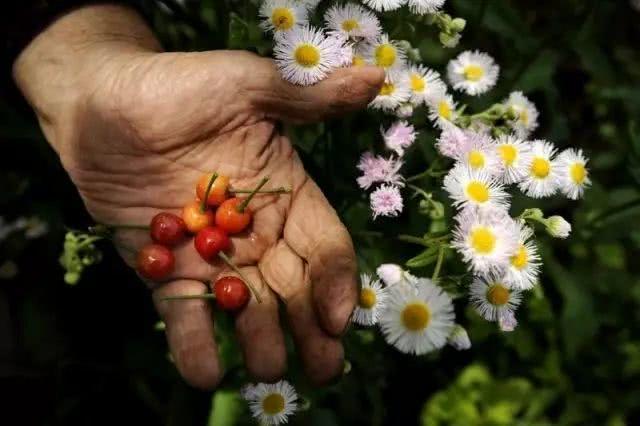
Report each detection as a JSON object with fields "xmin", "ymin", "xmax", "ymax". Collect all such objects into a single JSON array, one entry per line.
[{"xmin": 136, "ymin": 173, "xmax": 287, "ymax": 311}]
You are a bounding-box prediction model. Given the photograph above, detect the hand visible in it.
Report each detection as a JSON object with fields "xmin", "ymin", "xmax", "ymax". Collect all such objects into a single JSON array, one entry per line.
[{"xmin": 14, "ymin": 5, "xmax": 384, "ymax": 389}]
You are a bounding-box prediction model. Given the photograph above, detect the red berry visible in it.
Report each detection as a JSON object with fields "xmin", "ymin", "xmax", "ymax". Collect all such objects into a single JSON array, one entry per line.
[
  {"xmin": 194, "ymin": 226, "xmax": 231, "ymax": 261},
  {"xmin": 215, "ymin": 198, "xmax": 252, "ymax": 234},
  {"xmin": 137, "ymin": 244, "xmax": 175, "ymax": 281},
  {"xmin": 150, "ymin": 212, "xmax": 187, "ymax": 246},
  {"xmin": 214, "ymin": 276, "xmax": 250, "ymax": 311}
]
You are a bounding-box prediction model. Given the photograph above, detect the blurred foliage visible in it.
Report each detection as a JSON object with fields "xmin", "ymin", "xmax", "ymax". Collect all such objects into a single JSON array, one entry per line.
[{"xmin": 1, "ymin": 0, "xmax": 640, "ymax": 425}]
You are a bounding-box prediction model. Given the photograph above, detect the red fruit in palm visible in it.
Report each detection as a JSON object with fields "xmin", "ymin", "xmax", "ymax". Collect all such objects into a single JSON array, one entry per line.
[
  {"xmin": 150, "ymin": 212, "xmax": 187, "ymax": 246},
  {"xmin": 214, "ymin": 276, "xmax": 250, "ymax": 311},
  {"xmin": 137, "ymin": 244, "xmax": 174, "ymax": 281},
  {"xmin": 194, "ymin": 226, "xmax": 231, "ymax": 261}
]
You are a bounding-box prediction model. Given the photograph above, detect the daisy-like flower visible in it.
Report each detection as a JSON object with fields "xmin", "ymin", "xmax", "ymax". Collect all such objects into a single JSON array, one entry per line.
[
  {"xmin": 556, "ymin": 148, "xmax": 591, "ymax": 200},
  {"xmin": 327, "ymin": 33, "xmax": 355, "ymax": 67},
  {"xmin": 447, "ymin": 50, "xmax": 499, "ymax": 96},
  {"xmin": 504, "ymin": 91, "xmax": 539, "ymax": 138},
  {"xmin": 243, "ymin": 380, "xmax": 298, "ymax": 425},
  {"xmin": 259, "ymin": 0, "xmax": 308, "ymax": 34},
  {"xmin": 455, "ymin": 131, "xmax": 501, "ymax": 176},
  {"xmin": 503, "ymin": 223, "xmax": 541, "ymax": 290},
  {"xmin": 407, "ymin": 0, "xmax": 445, "ymax": 15},
  {"xmin": 274, "ymin": 26, "xmax": 344, "ymax": 86},
  {"xmin": 436, "ymin": 124, "xmax": 469, "ymax": 159},
  {"xmin": 381, "ymin": 121, "xmax": 417, "ymax": 156},
  {"xmin": 494, "ymin": 134, "xmax": 532, "ymax": 184},
  {"xmin": 361, "ymin": 0, "xmax": 406, "ymax": 12},
  {"xmin": 356, "ymin": 152, "xmax": 404, "ymax": 189},
  {"xmin": 405, "ymin": 64, "xmax": 446, "ymax": 105},
  {"xmin": 546, "ymin": 215, "xmax": 571, "ymax": 239},
  {"xmin": 363, "ymin": 34, "xmax": 406, "ymax": 71},
  {"xmin": 370, "ymin": 184, "xmax": 404, "ymax": 219},
  {"xmin": 368, "ymin": 72, "xmax": 411, "ymax": 112},
  {"xmin": 518, "ymin": 140, "xmax": 560, "ymax": 198},
  {"xmin": 376, "ymin": 263, "xmax": 419, "ymax": 287},
  {"xmin": 380, "ymin": 279, "xmax": 455, "ymax": 355},
  {"xmin": 324, "ymin": 3, "xmax": 381, "ymax": 41},
  {"xmin": 427, "ymin": 92, "xmax": 458, "ymax": 128},
  {"xmin": 443, "ymin": 165, "xmax": 510, "ymax": 212},
  {"xmin": 469, "ymin": 274, "xmax": 522, "ymax": 322},
  {"xmin": 447, "ymin": 325, "xmax": 471, "ymax": 350},
  {"xmin": 451, "ymin": 208, "xmax": 520, "ymax": 275},
  {"xmin": 353, "ymin": 273, "xmax": 388, "ymax": 325}
]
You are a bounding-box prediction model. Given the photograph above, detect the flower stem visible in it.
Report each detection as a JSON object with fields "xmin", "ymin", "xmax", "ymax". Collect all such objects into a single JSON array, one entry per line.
[
  {"xmin": 236, "ymin": 177, "xmax": 269, "ymax": 213},
  {"xmin": 201, "ymin": 172, "xmax": 219, "ymax": 213},
  {"xmin": 161, "ymin": 294, "xmax": 217, "ymax": 301},
  {"xmin": 398, "ymin": 234, "xmax": 429, "ymax": 246},
  {"xmin": 217, "ymin": 251, "xmax": 262, "ymax": 304},
  {"xmin": 432, "ymin": 246, "xmax": 446, "ymax": 281},
  {"xmin": 228, "ymin": 187, "xmax": 291, "ymax": 194}
]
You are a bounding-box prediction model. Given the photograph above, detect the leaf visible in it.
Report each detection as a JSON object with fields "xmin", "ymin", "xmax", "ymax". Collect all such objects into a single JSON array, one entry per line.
[
  {"xmin": 406, "ymin": 245, "xmax": 440, "ymax": 268},
  {"xmin": 207, "ymin": 390, "xmax": 243, "ymax": 426}
]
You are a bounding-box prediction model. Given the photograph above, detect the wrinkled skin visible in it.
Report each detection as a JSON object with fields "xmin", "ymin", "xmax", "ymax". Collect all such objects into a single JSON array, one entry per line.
[{"xmin": 17, "ymin": 20, "xmax": 385, "ymax": 389}]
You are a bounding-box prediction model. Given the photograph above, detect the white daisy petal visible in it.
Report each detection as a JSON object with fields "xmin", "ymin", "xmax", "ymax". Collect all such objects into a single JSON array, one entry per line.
[
  {"xmin": 447, "ymin": 50, "xmax": 499, "ymax": 96},
  {"xmin": 427, "ymin": 92, "xmax": 458, "ymax": 129},
  {"xmin": 363, "ymin": 34, "xmax": 406, "ymax": 71},
  {"xmin": 405, "ymin": 64, "xmax": 447, "ymax": 105},
  {"xmin": 494, "ymin": 134, "xmax": 533, "ymax": 184},
  {"xmin": 407, "ymin": 0, "xmax": 446, "ymax": 15},
  {"xmin": 556, "ymin": 148, "xmax": 591, "ymax": 200},
  {"xmin": 244, "ymin": 380, "xmax": 298, "ymax": 426},
  {"xmin": 517, "ymin": 140, "xmax": 560, "ymax": 198},
  {"xmin": 469, "ymin": 273, "xmax": 522, "ymax": 322},
  {"xmin": 324, "ymin": 3, "xmax": 381, "ymax": 41},
  {"xmin": 353, "ymin": 273, "xmax": 388, "ymax": 325},
  {"xmin": 368, "ymin": 71, "xmax": 411, "ymax": 112},
  {"xmin": 504, "ymin": 91, "xmax": 539, "ymax": 138},
  {"xmin": 259, "ymin": 0, "xmax": 308, "ymax": 34},
  {"xmin": 361, "ymin": 0, "xmax": 406, "ymax": 12},
  {"xmin": 455, "ymin": 131, "xmax": 502, "ymax": 176},
  {"xmin": 502, "ymin": 223, "xmax": 541, "ymax": 290},
  {"xmin": 443, "ymin": 164, "xmax": 510, "ymax": 212}
]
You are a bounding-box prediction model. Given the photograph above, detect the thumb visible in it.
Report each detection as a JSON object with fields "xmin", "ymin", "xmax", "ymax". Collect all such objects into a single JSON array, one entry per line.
[{"xmin": 248, "ymin": 56, "xmax": 385, "ymax": 123}]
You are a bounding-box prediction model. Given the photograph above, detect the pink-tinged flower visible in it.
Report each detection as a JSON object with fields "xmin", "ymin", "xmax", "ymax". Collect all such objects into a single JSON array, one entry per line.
[
  {"xmin": 370, "ymin": 184, "xmax": 403, "ymax": 219},
  {"xmin": 326, "ymin": 33, "xmax": 354, "ymax": 67},
  {"xmin": 498, "ymin": 311, "xmax": 518, "ymax": 332},
  {"xmin": 356, "ymin": 152, "xmax": 404, "ymax": 189},
  {"xmin": 381, "ymin": 121, "xmax": 417, "ymax": 156},
  {"xmin": 435, "ymin": 124, "xmax": 469, "ymax": 159}
]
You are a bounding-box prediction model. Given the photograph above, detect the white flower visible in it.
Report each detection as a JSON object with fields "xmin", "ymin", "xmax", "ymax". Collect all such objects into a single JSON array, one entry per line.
[
  {"xmin": 395, "ymin": 102, "xmax": 415, "ymax": 118},
  {"xmin": 504, "ymin": 91, "xmax": 539, "ymax": 138},
  {"xmin": 556, "ymin": 148, "xmax": 591, "ymax": 200},
  {"xmin": 376, "ymin": 263, "xmax": 404, "ymax": 286},
  {"xmin": 324, "ymin": 3, "xmax": 381, "ymax": 41},
  {"xmin": 370, "ymin": 184, "xmax": 404, "ymax": 219},
  {"xmin": 447, "ymin": 325, "xmax": 471, "ymax": 350},
  {"xmin": 356, "ymin": 152, "xmax": 404, "ymax": 189},
  {"xmin": 407, "ymin": 0, "xmax": 445, "ymax": 15},
  {"xmin": 243, "ymin": 380, "xmax": 298, "ymax": 425},
  {"xmin": 546, "ymin": 215, "xmax": 571, "ymax": 239},
  {"xmin": 469, "ymin": 274, "xmax": 522, "ymax": 322},
  {"xmin": 381, "ymin": 121, "xmax": 417, "ymax": 156},
  {"xmin": 443, "ymin": 165, "xmax": 510, "ymax": 212},
  {"xmin": 361, "ymin": 0, "xmax": 406, "ymax": 12},
  {"xmin": 498, "ymin": 310, "xmax": 518, "ymax": 332},
  {"xmin": 447, "ymin": 50, "xmax": 499, "ymax": 96},
  {"xmin": 380, "ymin": 279, "xmax": 455, "ymax": 355},
  {"xmin": 363, "ymin": 34, "xmax": 406, "ymax": 71},
  {"xmin": 503, "ymin": 223, "xmax": 541, "ymax": 290},
  {"xmin": 274, "ymin": 26, "xmax": 344, "ymax": 86},
  {"xmin": 518, "ymin": 140, "xmax": 560, "ymax": 198},
  {"xmin": 455, "ymin": 131, "xmax": 501, "ymax": 176},
  {"xmin": 405, "ymin": 64, "xmax": 446, "ymax": 105},
  {"xmin": 427, "ymin": 92, "xmax": 458, "ymax": 128},
  {"xmin": 451, "ymin": 208, "xmax": 520, "ymax": 275},
  {"xmin": 368, "ymin": 72, "xmax": 411, "ymax": 112},
  {"xmin": 436, "ymin": 124, "xmax": 469, "ymax": 159},
  {"xmin": 353, "ymin": 273, "xmax": 388, "ymax": 325},
  {"xmin": 494, "ymin": 134, "xmax": 533, "ymax": 184},
  {"xmin": 259, "ymin": 0, "xmax": 308, "ymax": 34},
  {"xmin": 295, "ymin": 0, "xmax": 321, "ymax": 11}
]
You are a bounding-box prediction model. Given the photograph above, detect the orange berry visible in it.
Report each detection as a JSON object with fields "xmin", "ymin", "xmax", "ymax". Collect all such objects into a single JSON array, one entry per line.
[
  {"xmin": 196, "ymin": 173, "xmax": 230, "ymax": 207},
  {"xmin": 215, "ymin": 198, "xmax": 252, "ymax": 234},
  {"xmin": 182, "ymin": 200, "xmax": 214, "ymax": 233}
]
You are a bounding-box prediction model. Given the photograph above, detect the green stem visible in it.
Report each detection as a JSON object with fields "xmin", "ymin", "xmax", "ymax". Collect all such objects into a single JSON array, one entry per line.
[
  {"xmin": 236, "ymin": 177, "xmax": 269, "ymax": 213},
  {"xmin": 432, "ymin": 246, "xmax": 445, "ymax": 281},
  {"xmin": 161, "ymin": 294, "xmax": 217, "ymax": 301},
  {"xmin": 228, "ymin": 187, "xmax": 291, "ymax": 194},
  {"xmin": 217, "ymin": 251, "xmax": 263, "ymax": 304},
  {"xmin": 398, "ymin": 234, "xmax": 430, "ymax": 246},
  {"xmin": 201, "ymin": 172, "xmax": 219, "ymax": 213},
  {"xmin": 589, "ymin": 197, "xmax": 640, "ymax": 228}
]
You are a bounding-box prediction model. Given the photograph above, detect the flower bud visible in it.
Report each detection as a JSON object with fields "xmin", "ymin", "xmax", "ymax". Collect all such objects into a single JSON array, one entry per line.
[
  {"xmin": 546, "ymin": 215, "xmax": 572, "ymax": 238},
  {"xmin": 396, "ymin": 102, "xmax": 414, "ymax": 118},
  {"xmin": 376, "ymin": 263, "xmax": 404, "ymax": 286},
  {"xmin": 447, "ymin": 325, "xmax": 471, "ymax": 350},
  {"xmin": 450, "ymin": 18, "xmax": 467, "ymax": 32},
  {"xmin": 498, "ymin": 311, "xmax": 518, "ymax": 332},
  {"xmin": 439, "ymin": 32, "xmax": 461, "ymax": 48}
]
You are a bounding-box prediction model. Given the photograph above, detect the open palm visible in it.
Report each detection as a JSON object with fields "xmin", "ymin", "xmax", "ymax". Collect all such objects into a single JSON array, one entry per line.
[{"xmin": 58, "ymin": 50, "xmax": 384, "ymax": 388}]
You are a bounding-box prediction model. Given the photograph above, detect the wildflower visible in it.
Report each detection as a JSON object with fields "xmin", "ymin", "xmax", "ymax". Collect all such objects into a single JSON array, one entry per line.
[
  {"xmin": 395, "ymin": 102, "xmax": 415, "ymax": 118},
  {"xmin": 324, "ymin": 3, "xmax": 381, "ymax": 41},
  {"xmin": 455, "ymin": 131, "xmax": 501, "ymax": 176},
  {"xmin": 370, "ymin": 184, "xmax": 404, "ymax": 219},
  {"xmin": 408, "ymin": 0, "xmax": 446, "ymax": 15},
  {"xmin": 368, "ymin": 72, "xmax": 411, "ymax": 111},
  {"xmin": 518, "ymin": 140, "xmax": 560, "ymax": 198},
  {"xmin": 274, "ymin": 26, "xmax": 344, "ymax": 86},
  {"xmin": 376, "ymin": 263, "xmax": 418, "ymax": 286},
  {"xmin": 363, "ymin": 34, "xmax": 406, "ymax": 71},
  {"xmin": 443, "ymin": 165, "xmax": 510, "ymax": 212},
  {"xmin": 556, "ymin": 148, "xmax": 591, "ymax": 200},
  {"xmin": 503, "ymin": 223, "xmax": 541, "ymax": 290},
  {"xmin": 259, "ymin": 0, "xmax": 308, "ymax": 34},
  {"xmin": 436, "ymin": 124, "xmax": 469, "ymax": 159},
  {"xmin": 356, "ymin": 152, "xmax": 404, "ymax": 189},
  {"xmin": 405, "ymin": 64, "xmax": 446, "ymax": 106},
  {"xmin": 546, "ymin": 215, "xmax": 571, "ymax": 239},
  {"xmin": 243, "ymin": 380, "xmax": 298, "ymax": 425},
  {"xmin": 381, "ymin": 121, "xmax": 417, "ymax": 156},
  {"xmin": 353, "ymin": 273, "xmax": 388, "ymax": 325},
  {"xmin": 494, "ymin": 134, "xmax": 532, "ymax": 184},
  {"xmin": 427, "ymin": 92, "xmax": 458, "ymax": 128},
  {"xmin": 504, "ymin": 91, "xmax": 539, "ymax": 138},
  {"xmin": 447, "ymin": 50, "xmax": 499, "ymax": 96},
  {"xmin": 447, "ymin": 325, "xmax": 471, "ymax": 350},
  {"xmin": 469, "ymin": 274, "xmax": 522, "ymax": 322},
  {"xmin": 361, "ymin": 0, "xmax": 406, "ymax": 12},
  {"xmin": 380, "ymin": 279, "xmax": 455, "ymax": 355}
]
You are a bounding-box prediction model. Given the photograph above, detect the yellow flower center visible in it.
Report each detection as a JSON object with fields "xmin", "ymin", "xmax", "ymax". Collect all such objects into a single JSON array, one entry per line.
[
  {"xmin": 410, "ymin": 73, "xmax": 425, "ymax": 92},
  {"xmin": 294, "ymin": 44, "xmax": 320, "ymax": 68},
  {"xmin": 375, "ymin": 44, "xmax": 397, "ymax": 68},
  {"xmin": 486, "ymin": 283, "xmax": 510, "ymax": 306},
  {"xmin": 341, "ymin": 19, "xmax": 359, "ymax": 32},
  {"xmin": 530, "ymin": 157, "xmax": 550, "ymax": 178},
  {"xmin": 470, "ymin": 227, "xmax": 496, "ymax": 254},
  {"xmin": 468, "ymin": 150, "xmax": 485, "ymax": 169},
  {"xmin": 466, "ymin": 181, "xmax": 490, "ymax": 203},
  {"xmin": 510, "ymin": 245, "xmax": 528, "ymax": 270},
  {"xmin": 352, "ymin": 55, "xmax": 365, "ymax": 66},
  {"xmin": 401, "ymin": 302, "xmax": 431, "ymax": 331},
  {"xmin": 570, "ymin": 163, "xmax": 586, "ymax": 184},
  {"xmin": 519, "ymin": 108, "xmax": 529, "ymax": 126},
  {"xmin": 463, "ymin": 65, "xmax": 485, "ymax": 81},
  {"xmin": 271, "ymin": 8, "xmax": 294, "ymax": 30},
  {"xmin": 262, "ymin": 393, "xmax": 285, "ymax": 415},
  {"xmin": 359, "ymin": 287, "xmax": 377, "ymax": 309},
  {"xmin": 438, "ymin": 101, "xmax": 452, "ymax": 120},
  {"xmin": 379, "ymin": 82, "xmax": 394, "ymax": 96},
  {"xmin": 498, "ymin": 144, "xmax": 518, "ymax": 166}
]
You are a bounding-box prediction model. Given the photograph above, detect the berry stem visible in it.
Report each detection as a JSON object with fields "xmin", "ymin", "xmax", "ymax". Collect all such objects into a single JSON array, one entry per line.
[
  {"xmin": 228, "ymin": 186, "xmax": 291, "ymax": 194},
  {"xmin": 161, "ymin": 293, "xmax": 217, "ymax": 301},
  {"xmin": 236, "ymin": 177, "xmax": 269, "ymax": 213},
  {"xmin": 217, "ymin": 251, "xmax": 263, "ymax": 303},
  {"xmin": 201, "ymin": 172, "xmax": 219, "ymax": 213}
]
